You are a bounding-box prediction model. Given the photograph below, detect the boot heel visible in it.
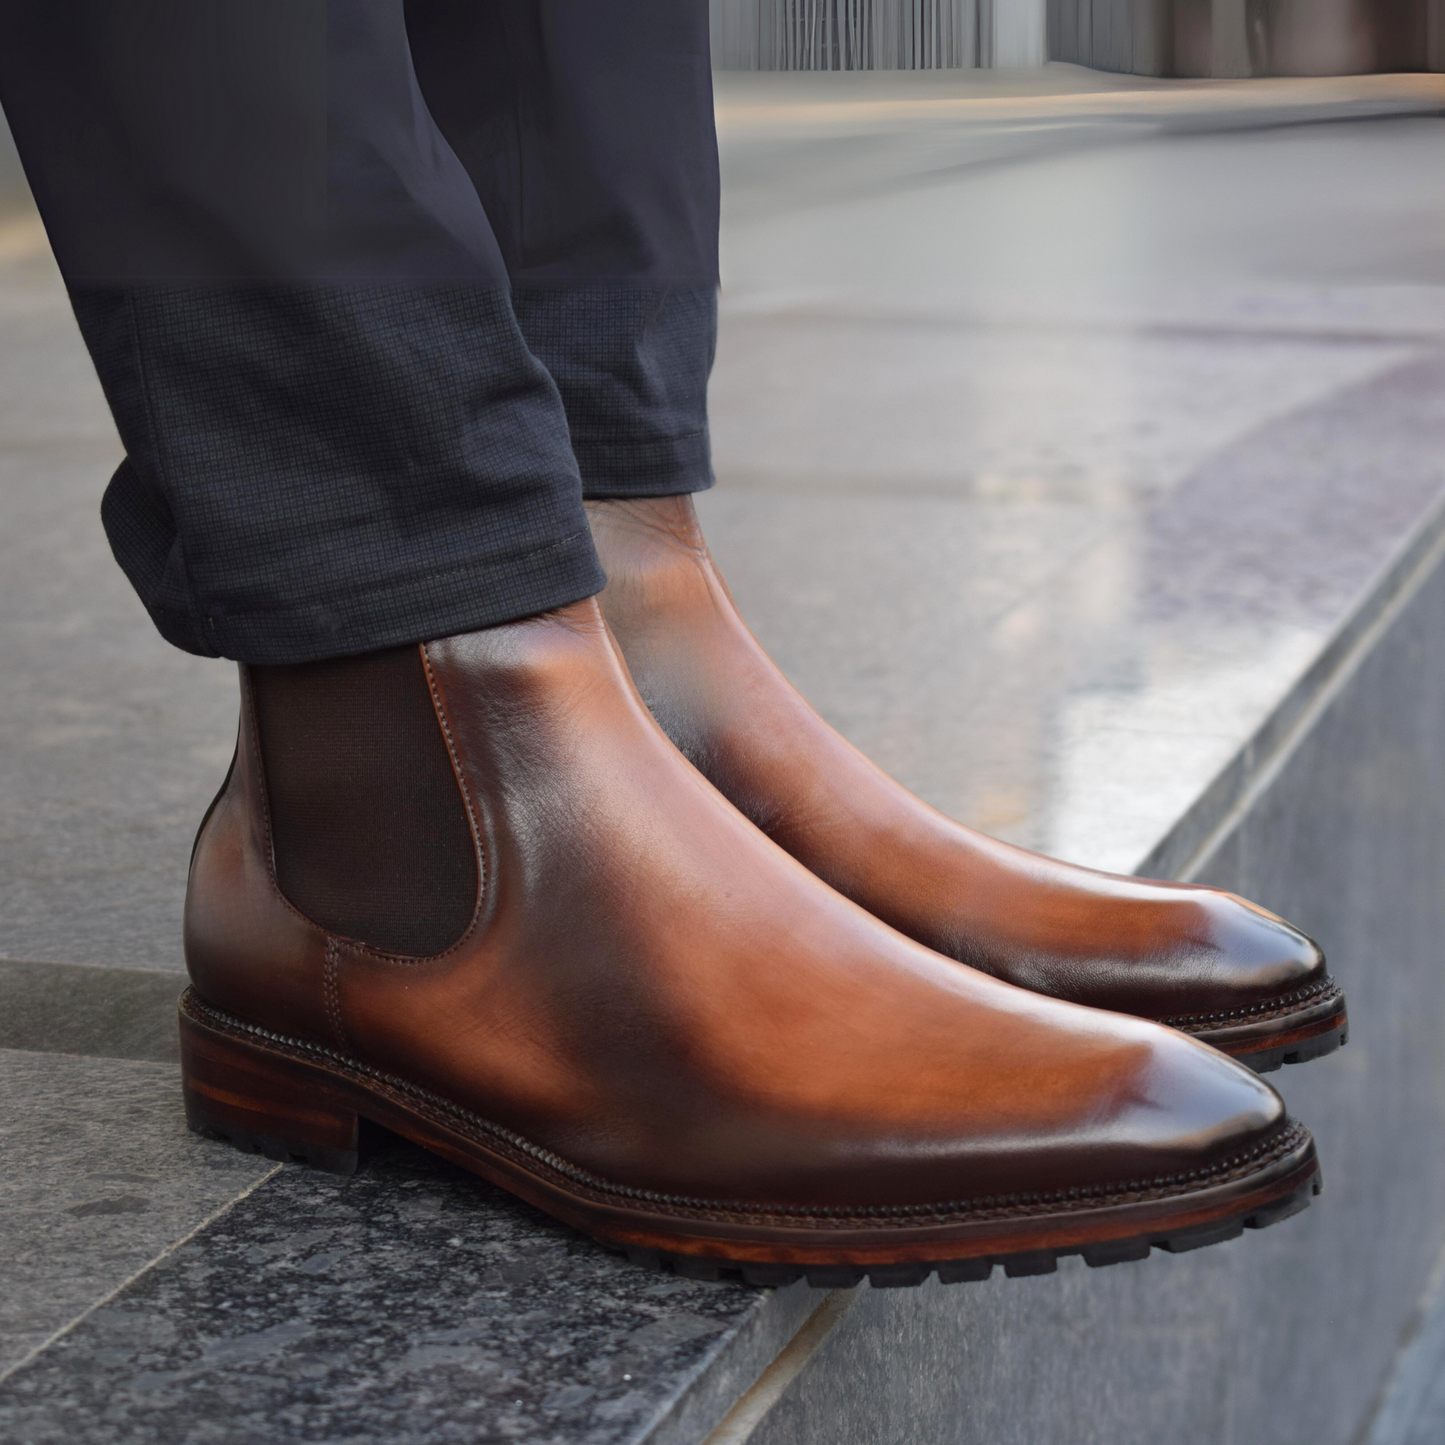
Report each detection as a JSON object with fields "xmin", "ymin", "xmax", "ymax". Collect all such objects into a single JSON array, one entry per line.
[{"xmin": 179, "ymin": 995, "xmax": 359, "ymax": 1175}]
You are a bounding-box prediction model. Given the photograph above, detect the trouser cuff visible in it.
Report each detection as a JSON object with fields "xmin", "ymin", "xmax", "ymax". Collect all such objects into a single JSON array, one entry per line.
[{"xmin": 512, "ymin": 284, "xmax": 717, "ymax": 500}]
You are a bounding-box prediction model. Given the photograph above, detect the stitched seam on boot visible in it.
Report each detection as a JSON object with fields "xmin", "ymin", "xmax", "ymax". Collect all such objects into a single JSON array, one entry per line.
[
  {"xmin": 399, "ymin": 640, "xmax": 489, "ymax": 964},
  {"xmin": 323, "ymin": 937, "xmax": 349, "ymax": 1052},
  {"xmin": 1163, "ymin": 978, "xmax": 1342, "ymax": 1029}
]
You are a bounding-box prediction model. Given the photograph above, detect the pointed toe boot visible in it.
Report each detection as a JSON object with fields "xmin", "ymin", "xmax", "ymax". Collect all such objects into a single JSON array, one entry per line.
[
  {"xmin": 587, "ymin": 497, "xmax": 1346, "ymax": 1075},
  {"xmin": 180, "ymin": 600, "xmax": 1320, "ymax": 1284}
]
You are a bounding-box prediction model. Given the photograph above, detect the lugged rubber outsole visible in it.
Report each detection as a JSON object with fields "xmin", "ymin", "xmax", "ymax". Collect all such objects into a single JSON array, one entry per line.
[{"xmin": 1238, "ymin": 1021, "xmax": 1348, "ymax": 1075}]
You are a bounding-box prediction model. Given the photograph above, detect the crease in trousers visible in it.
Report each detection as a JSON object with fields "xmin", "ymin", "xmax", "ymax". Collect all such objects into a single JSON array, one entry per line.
[{"xmin": 0, "ymin": 0, "xmax": 720, "ymax": 661}]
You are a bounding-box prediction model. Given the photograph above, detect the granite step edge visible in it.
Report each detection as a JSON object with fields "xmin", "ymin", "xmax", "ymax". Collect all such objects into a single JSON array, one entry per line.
[
  {"xmin": 1138, "ymin": 477, "xmax": 1445, "ymax": 885},
  {"xmin": 0, "ymin": 958, "xmax": 184, "ymax": 1064},
  {"xmin": 635, "ymin": 1281, "xmax": 832, "ymax": 1445}
]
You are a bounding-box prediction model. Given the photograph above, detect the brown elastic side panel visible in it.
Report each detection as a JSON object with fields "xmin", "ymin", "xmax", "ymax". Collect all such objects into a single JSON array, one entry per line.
[{"xmin": 248, "ymin": 645, "xmax": 478, "ymax": 956}]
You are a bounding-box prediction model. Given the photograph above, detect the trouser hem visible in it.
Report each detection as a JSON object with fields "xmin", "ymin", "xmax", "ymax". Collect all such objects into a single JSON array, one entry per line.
[
  {"xmin": 577, "ymin": 431, "xmax": 715, "ymax": 498},
  {"xmin": 186, "ymin": 528, "xmax": 606, "ymax": 665}
]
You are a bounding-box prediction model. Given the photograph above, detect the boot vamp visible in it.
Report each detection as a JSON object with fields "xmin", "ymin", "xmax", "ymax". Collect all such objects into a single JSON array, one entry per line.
[{"xmin": 929, "ymin": 862, "xmax": 1330, "ymax": 1026}]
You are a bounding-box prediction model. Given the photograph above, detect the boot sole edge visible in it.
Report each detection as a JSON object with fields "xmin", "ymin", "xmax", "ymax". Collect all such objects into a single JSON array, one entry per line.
[
  {"xmin": 178, "ymin": 988, "xmax": 1321, "ymax": 1286},
  {"xmin": 1193, "ymin": 999, "xmax": 1349, "ymax": 1074}
]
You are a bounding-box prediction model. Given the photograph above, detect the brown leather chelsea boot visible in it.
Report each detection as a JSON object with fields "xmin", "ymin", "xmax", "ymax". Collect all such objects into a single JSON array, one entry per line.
[
  {"xmin": 180, "ymin": 599, "xmax": 1319, "ymax": 1285},
  {"xmin": 586, "ymin": 496, "xmax": 1347, "ymax": 1076}
]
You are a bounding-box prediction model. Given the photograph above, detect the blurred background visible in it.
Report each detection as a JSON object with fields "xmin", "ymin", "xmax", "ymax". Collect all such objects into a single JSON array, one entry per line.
[{"xmin": 711, "ymin": 0, "xmax": 1445, "ymax": 73}]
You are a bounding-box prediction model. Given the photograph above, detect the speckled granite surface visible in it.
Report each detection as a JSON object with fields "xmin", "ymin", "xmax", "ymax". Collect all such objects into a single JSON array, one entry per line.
[{"xmin": 0, "ymin": 1129, "xmax": 795, "ymax": 1445}]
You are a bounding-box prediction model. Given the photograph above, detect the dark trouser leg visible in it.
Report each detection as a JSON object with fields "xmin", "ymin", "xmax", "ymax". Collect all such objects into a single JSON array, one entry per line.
[
  {"xmin": 406, "ymin": 0, "xmax": 721, "ymax": 499},
  {"xmin": 0, "ymin": 0, "xmax": 602, "ymax": 661}
]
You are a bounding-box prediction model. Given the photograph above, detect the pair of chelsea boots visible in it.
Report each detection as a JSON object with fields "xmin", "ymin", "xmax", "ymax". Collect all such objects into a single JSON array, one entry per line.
[{"xmin": 179, "ymin": 497, "xmax": 1343, "ymax": 1287}]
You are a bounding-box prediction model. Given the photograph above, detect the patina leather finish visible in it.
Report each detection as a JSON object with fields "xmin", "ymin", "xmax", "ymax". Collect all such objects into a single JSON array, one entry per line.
[
  {"xmin": 586, "ymin": 496, "xmax": 1346, "ymax": 1069},
  {"xmin": 183, "ymin": 599, "xmax": 1316, "ymax": 1272}
]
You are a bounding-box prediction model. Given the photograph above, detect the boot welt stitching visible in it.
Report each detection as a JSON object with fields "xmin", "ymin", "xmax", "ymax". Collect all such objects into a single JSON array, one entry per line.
[{"xmin": 1164, "ymin": 979, "xmax": 1343, "ymax": 1030}]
